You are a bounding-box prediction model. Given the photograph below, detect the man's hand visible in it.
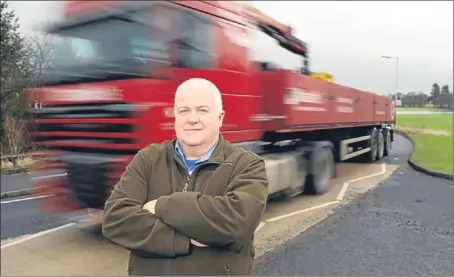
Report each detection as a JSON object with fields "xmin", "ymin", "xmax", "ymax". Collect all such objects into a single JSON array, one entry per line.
[
  {"xmin": 191, "ymin": 239, "xmax": 209, "ymax": 248},
  {"xmin": 145, "ymin": 199, "xmax": 207, "ymax": 247},
  {"xmin": 143, "ymin": 200, "xmax": 158, "ymax": 214}
]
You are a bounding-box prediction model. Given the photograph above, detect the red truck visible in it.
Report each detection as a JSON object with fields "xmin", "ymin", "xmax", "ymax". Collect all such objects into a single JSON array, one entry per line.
[{"xmin": 28, "ymin": 0, "xmax": 395, "ymax": 215}]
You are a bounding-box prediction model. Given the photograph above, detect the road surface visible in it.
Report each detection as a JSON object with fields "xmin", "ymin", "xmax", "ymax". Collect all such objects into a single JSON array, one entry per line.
[
  {"xmin": 3, "ymin": 134, "xmax": 451, "ymax": 276},
  {"xmin": 1, "ymin": 195, "xmax": 78, "ymax": 241},
  {"xmin": 253, "ymin": 138, "xmax": 454, "ymax": 276},
  {"xmin": 1, "ymin": 170, "xmax": 63, "ymax": 194}
]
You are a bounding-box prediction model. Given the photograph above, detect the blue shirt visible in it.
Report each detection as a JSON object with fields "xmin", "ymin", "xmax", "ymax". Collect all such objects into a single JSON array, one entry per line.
[{"xmin": 175, "ymin": 140, "xmax": 218, "ymax": 176}]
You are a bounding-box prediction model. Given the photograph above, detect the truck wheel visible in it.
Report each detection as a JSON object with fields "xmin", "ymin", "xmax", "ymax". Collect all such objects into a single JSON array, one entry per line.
[
  {"xmin": 364, "ymin": 128, "xmax": 378, "ymax": 162},
  {"xmin": 376, "ymin": 130, "xmax": 385, "ymax": 160},
  {"xmin": 383, "ymin": 129, "xmax": 392, "ymax": 156},
  {"xmin": 305, "ymin": 147, "xmax": 335, "ymax": 195}
]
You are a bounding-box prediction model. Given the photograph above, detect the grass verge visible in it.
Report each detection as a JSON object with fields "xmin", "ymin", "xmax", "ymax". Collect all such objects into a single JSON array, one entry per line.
[
  {"xmin": 1, "ymin": 156, "xmax": 36, "ymax": 176},
  {"xmin": 396, "ymin": 114, "xmax": 453, "ymax": 174},
  {"xmin": 396, "ymin": 107, "xmax": 452, "ymax": 112}
]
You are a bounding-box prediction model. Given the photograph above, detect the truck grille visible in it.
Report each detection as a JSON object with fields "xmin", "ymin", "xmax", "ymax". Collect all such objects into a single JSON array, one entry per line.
[
  {"xmin": 29, "ymin": 102, "xmax": 141, "ymax": 154},
  {"xmin": 32, "ymin": 102, "xmax": 133, "ymax": 119},
  {"xmin": 35, "ymin": 122, "xmax": 132, "ymax": 133}
]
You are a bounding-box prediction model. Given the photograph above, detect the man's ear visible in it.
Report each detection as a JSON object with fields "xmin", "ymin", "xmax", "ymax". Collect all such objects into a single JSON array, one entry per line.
[{"xmin": 219, "ymin": 110, "xmax": 225, "ymax": 125}]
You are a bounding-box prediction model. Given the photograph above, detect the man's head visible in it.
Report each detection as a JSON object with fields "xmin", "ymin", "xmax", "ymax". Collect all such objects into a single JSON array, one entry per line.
[{"xmin": 174, "ymin": 78, "xmax": 225, "ymax": 151}]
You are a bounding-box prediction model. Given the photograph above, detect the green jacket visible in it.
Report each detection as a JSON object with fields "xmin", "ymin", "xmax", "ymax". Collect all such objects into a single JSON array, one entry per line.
[{"xmin": 102, "ymin": 135, "xmax": 269, "ymax": 276}]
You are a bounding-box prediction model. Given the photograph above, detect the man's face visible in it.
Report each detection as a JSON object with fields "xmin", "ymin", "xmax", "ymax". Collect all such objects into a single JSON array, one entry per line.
[{"xmin": 174, "ymin": 89, "xmax": 224, "ymax": 147}]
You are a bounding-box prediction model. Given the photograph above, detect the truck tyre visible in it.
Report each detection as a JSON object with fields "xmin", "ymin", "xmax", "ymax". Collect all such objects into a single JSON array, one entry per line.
[
  {"xmin": 305, "ymin": 146, "xmax": 335, "ymax": 195},
  {"xmin": 383, "ymin": 129, "xmax": 392, "ymax": 156},
  {"xmin": 376, "ymin": 129, "xmax": 385, "ymax": 160},
  {"xmin": 364, "ymin": 128, "xmax": 378, "ymax": 162}
]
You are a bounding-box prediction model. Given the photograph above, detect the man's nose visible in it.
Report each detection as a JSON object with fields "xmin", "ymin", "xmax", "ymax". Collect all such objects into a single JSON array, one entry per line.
[{"xmin": 187, "ymin": 111, "xmax": 199, "ymax": 123}]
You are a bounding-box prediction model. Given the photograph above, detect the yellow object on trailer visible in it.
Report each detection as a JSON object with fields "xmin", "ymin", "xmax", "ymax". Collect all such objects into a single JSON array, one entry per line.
[{"xmin": 311, "ymin": 72, "xmax": 334, "ymax": 82}]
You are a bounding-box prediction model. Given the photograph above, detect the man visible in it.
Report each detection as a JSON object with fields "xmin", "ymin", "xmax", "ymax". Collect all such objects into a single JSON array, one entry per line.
[{"xmin": 102, "ymin": 78, "xmax": 269, "ymax": 276}]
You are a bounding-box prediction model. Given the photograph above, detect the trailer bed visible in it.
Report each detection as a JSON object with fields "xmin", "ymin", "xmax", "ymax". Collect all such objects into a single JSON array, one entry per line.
[{"xmin": 261, "ymin": 71, "xmax": 394, "ymax": 133}]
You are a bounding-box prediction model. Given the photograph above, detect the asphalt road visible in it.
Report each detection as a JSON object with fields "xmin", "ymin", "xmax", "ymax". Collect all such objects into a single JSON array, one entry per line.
[
  {"xmin": 0, "ymin": 196, "xmax": 77, "ymax": 241},
  {"xmin": 1, "ymin": 173, "xmax": 36, "ymax": 193},
  {"xmin": 0, "ymin": 170, "xmax": 63, "ymax": 193},
  {"xmin": 253, "ymin": 137, "xmax": 454, "ymax": 275},
  {"xmin": 2, "ymin": 134, "xmax": 452, "ymax": 275}
]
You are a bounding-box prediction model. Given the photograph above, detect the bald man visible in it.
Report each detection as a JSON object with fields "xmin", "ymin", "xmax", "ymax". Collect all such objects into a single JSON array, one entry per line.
[{"xmin": 102, "ymin": 78, "xmax": 269, "ymax": 276}]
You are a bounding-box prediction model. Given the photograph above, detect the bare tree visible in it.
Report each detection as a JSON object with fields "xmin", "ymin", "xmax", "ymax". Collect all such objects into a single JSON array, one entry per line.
[
  {"xmin": 1, "ymin": 0, "xmax": 33, "ymax": 152},
  {"xmin": 25, "ymin": 32, "xmax": 54, "ymax": 88},
  {"xmin": 3, "ymin": 114, "xmax": 27, "ymax": 166}
]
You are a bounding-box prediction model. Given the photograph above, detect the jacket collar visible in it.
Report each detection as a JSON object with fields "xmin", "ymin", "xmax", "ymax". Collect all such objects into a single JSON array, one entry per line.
[
  {"xmin": 175, "ymin": 138, "xmax": 218, "ymax": 163},
  {"xmin": 168, "ymin": 134, "xmax": 227, "ymax": 164}
]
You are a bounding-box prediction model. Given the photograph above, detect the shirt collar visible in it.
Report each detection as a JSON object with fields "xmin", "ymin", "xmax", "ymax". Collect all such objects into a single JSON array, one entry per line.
[{"xmin": 175, "ymin": 139, "xmax": 218, "ymax": 163}]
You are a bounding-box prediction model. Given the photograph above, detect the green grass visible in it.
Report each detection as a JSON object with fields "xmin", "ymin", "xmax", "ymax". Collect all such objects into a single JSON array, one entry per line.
[
  {"xmin": 396, "ymin": 107, "xmax": 450, "ymax": 111},
  {"xmin": 396, "ymin": 114, "xmax": 453, "ymax": 174},
  {"xmin": 397, "ymin": 114, "xmax": 453, "ymax": 131}
]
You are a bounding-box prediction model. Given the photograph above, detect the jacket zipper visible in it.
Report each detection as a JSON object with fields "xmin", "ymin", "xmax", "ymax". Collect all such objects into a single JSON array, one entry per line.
[
  {"xmin": 183, "ymin": 175, "xmax": 190, "ymax": 192},
  {"xmin": 225, "ymin": 264, "xmax": 232, "ymax": 276}
]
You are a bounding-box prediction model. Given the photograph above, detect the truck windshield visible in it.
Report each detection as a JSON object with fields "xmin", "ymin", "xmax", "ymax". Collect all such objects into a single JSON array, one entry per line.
[{"xmin": 42, "ymin": 12, "xmax": 173, "ymax": 86}]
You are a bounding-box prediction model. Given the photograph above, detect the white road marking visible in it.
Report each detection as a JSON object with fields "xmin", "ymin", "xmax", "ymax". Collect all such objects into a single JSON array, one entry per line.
[
  {"xmin": 255, "ymin": 222, "xmax": 266, "ymax": 232},
  {"xmin": 1, "ymin": 195, "xmax": 53, "ymax": 204},
  {"xmin": 347, "ymin": 171, "xmax": 384, "ymax": 183},
  {"xmin": 1, "ymin": 223, "xmax": 75, "ymax": 249},
  {"xmin": 31, "ymin": 173, "xmax": 66, "ymax": 180},
  {"xmin": 336, "ymin": 182, "xmax": 350, "ymax": 201},
  {"xmin": 337, "ymin": 163, "xmax": 386, "ymax": 201},
  {"xmin": 265, "ymin": 201, "xmax": 340, "ymax": 223},
  {"xmin": 347, "ymin": 163, "xmax": 386, "ymax": 183},
  {"xmin": 266, "ymin": 163, "xmax": 389, "ymax": 223}
]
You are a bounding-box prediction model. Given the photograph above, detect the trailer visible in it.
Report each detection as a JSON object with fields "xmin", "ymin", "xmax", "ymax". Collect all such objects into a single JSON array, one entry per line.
[{"xmin": 28, "ymin": 0, "xmax": 395, "ymax": 214}]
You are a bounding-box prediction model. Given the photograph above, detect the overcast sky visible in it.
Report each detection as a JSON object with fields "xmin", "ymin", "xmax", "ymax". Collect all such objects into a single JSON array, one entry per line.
[{"xmin": 8, "ymin": 1, "xmax": 453, "ymax": 95}]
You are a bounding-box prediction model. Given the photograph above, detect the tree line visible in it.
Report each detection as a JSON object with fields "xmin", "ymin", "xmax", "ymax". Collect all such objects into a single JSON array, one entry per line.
[
  {"xmin": 1, "ymin": 0, "xmax": 53, "ymax": 156},
  {"xmin": 388, "ymin": 83, "xmax": 453, "ymax": 109}
]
